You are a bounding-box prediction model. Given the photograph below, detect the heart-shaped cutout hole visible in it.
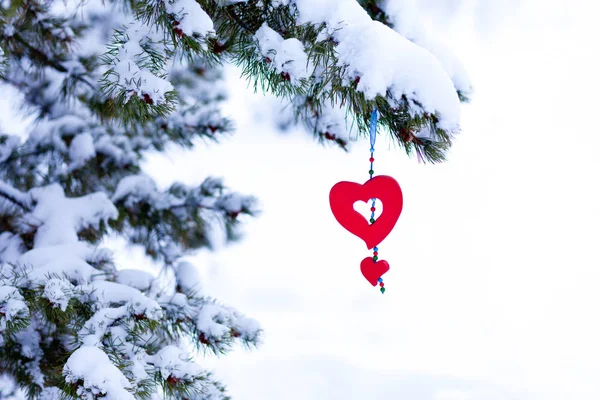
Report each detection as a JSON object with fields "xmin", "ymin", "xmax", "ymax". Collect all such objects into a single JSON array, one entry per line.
[{"xmin": 353, "ymin": 198, "xmax": 383, "ymax": 223}]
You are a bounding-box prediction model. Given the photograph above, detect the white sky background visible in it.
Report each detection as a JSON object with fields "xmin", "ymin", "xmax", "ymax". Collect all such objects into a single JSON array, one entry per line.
[
  {"xmin": 148, "ymin": 1, "xmax": 600, "ymax": 399},
  {"xmin": 1, "ymin": 0, "xmax": 599, "ymax": 399}
]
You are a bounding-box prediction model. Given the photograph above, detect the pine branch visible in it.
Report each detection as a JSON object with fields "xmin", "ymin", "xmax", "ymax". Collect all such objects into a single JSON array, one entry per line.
[
  {"xmin": 0, "ymin": 149, "xmax": 46, "ymax": 166},
  {"xmin": 11, "ymin": 33, "xmax": 96, "ymax": 91},
  {"xmin": 357, "ymin": 0, "xmax": 394, "ymax": 27},
  {"xmin": 198, "ymin": 0, "xmax": 458, "ymax": 162},
  {"xmin": 0, "ymin": 180, "xmax": 31, "ymax": 211}
]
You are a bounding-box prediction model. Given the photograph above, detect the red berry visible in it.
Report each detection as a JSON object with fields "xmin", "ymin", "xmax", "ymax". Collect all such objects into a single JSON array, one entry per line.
[
  {"xmin": 142, "ymin": 93, "xmax": 153, "ymax": 105},
  {"xmin": 167, "ymin": 375, "xmax": 180, "ymax": 386}
]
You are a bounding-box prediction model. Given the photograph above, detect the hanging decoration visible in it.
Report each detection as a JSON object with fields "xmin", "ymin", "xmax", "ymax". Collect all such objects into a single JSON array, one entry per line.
[{"xmin": 329, "ymin": 110, "xmax": 403, "ymax": 293}]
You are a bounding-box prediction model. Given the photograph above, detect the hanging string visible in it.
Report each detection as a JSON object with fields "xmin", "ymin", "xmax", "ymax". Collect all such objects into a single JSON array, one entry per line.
[
  {"xmin": 369, "ymin": 109, "xmax": 378, "ymax": 150},
  {"xmin": 368, "ymin": 111, "xmax": 377, "ymax": 221},
  {"xmin": 368, "ymin": 109, "xmax": 385, "ymax": 294}
]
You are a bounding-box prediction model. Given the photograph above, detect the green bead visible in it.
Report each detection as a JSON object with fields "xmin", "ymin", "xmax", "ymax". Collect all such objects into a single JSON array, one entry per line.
[
  {"xmin": 370, "ymin": 218, "xmax": 375, "ymax": 223},
  {"xmin": 373, "ymin": 256, "xmax": 378, "ymax": 261},
  {"xmin": 380, "ymin": 287, "xmax": 385, "ymax": 294},
  {"xmin": 369, "ymin": 169, "xmax": 374, "ymax": 175}
]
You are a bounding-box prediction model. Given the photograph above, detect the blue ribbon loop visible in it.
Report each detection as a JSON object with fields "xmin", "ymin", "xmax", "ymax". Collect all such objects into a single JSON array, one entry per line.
[{"xmin": 369, "ymin": 109, "xmax": 378, "ymax": 148}]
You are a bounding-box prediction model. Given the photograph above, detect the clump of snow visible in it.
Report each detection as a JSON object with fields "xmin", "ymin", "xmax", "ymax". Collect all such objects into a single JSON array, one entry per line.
[
  {"xmin": 146, "ymin": 345, "xmax": 202, "ymax": 380},
  {"xmin": 78, "ymin": 306, "xmax": 128, "ymax": 346},
  {"xmin": 64, "ymin": 346, "xmax": 135, "ymax": 400},
  {"xmin": 107, "ymin": 21, "xmax": 174, "ymax": 105},
  {"xmin": 26, "ymin": 184, "xmax": 118, "ymax": 247},
  {"xmin": 199, "ymin": 177, "xmax": 224, "ymax": 193},
  {"xmin": 195, "ymin": 304, "xmax": 232, "ymax": 338},
  {"xmin": 68, "ymin": 132, "xmax": 96, "ymax": 171},
  {"xmin": 293, "ymin": 0, "xmax": 461, "ymax": 131},
  {"xmin": 11, "ymin": 324, "xmax": 44, "ymax": 387},
  {"xmin": 255, "ymin": 23, "xmax": 310, "ymax": 83},
  {"xmin": 0, "ymin": 285, "xmax": 28, "ymax": 322},
  {"xmin": 215, "ymin": 193, "xmax": 243, "ymax": 213},
  {"xmin": 115, "ymin": 269, "xmax": 154, "ymax": 291},
  {"xmin": 17, "ymin": 243, "xmax": 99, "ymax": 285},
  {"xmin": 0, "ymin": 180, "xmax": 31, "ymax": 209},
  {"xmin": 382, "ymin": 0, "xmax": 472, "ymax": 97},
  {"xmin": 158, "ymin": 291, "xmax": 189, "ymax": 309},
  {"xmin": 164, "ymin": 0, "xmax": 214, "ymax": 37},
  {"xmin": 15, "ymin": 324, "xmax": 42, "ymax": 359},
  {"xmin": 39, "ymin": 387, "xmax": 63, "ymax": 400},
  {"xmin": 0, "ymin": 135, "xmax": 20, "ymax": 163},
  {"xmin": 3, "ymin": 24, "xmax": 15, "ymax": 37},
  {"xmin": 196, "ymin": 303, "xmax": 261, "ymax": 342},
  {"xmin": 112, "ymin": 174, "xmax": 159, "ymax": 205},
  {"xmin": 122, "ymin": 347, "xmax": 150, "ymax": 384},
  {"xmin": 94, "ymin": 134, "xmax": 137, "ymax": 167},
  {"xmin": 174, "ymin": 261, "xmax": 201, "ymax": 293},
  {"xmin": 29, "ymin": 114, "xmax": 87, "ymax": 151},
  {"xmin": 82, "ymin": 281, "xmax": 163, "ymax": 320},
  {"xmin": 43, "ymin": 278, "xmax": 75, "ymax": 311},
  {"xmin": 0, "ymin": 232, "xmax": 23, "ymax": 264}
]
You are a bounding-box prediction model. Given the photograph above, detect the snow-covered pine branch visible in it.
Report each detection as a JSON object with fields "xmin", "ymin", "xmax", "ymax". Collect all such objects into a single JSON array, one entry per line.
[
  {"xmin": 2, "ymin": 0, "xmax": 469, "ymax": 163},
  {"xmin": 0, "ymin": 183, "xmax": 260, "ymax": 398},
  {"xmin": 210, "ymin": 0, "xmax": 469, "ymax": 161},
  {"xmin": 1, "ymin": 0, "xmax": 261, "ymax": 397},
  {"xmin": 0, "ymin": 181, "xmax": 32, "ymax": 211}
]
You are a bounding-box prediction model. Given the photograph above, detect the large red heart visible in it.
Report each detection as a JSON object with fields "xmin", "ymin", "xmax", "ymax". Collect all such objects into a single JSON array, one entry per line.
[
  {"xmin": 360, "ymin": 257, "xmax": 390, "ymax": 286},
  {"xmin": 329, "ymin": 175, "xmax": 403, "ymax": 249}
]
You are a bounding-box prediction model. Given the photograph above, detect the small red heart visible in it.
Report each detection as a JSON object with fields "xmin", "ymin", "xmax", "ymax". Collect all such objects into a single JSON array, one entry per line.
[
  {"xmin": 329, "ymin": 175, "xmax": 403, "ymax": 249},
  {"xmin": 360, "ymin": 257, "xmax": 390, "ymax": 286}
]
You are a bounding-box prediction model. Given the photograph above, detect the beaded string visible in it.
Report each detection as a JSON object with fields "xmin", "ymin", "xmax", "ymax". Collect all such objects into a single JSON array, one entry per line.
[{"xmin": 369, "ymin": 109, "xmax": 385, "ymax": 294}]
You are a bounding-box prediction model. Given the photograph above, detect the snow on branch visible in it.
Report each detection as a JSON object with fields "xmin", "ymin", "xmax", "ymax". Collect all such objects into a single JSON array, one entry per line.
[
  {"xmin": 111, "ymin": 174, "xmax": 258, "ymax": 262},
  {"xmin": 0, "ymin": 179, "xmax": 260, "ymax": 396},
  {"xmin": 103, "ymin": 20, "xmax": 175, "ymax": 106},
  {"xmin": 160, "ymin": 0, "xmax": 214, "ymax": 37},
  {"xmin": 106, "ymin": 22, "xmax": 173, "ymax": 104},
  {"xmin": 381, "ymin": 0, "xmax": 472, "ymax": 100},
  {"xmin": 0, "ymin": 285, "xmax": 29, "ymax": 326},
  {"xmin": 255, "ymin": 23, "xmax": 310, "ymax": 84},
  {"xmin": 24, "ymin": 184, "xmax": 118, "ymax": 248},
  {"xmin": 0, "ymin": 180, "xmax": 32, "ymax": 211},
  {"xmin": 64, "ymin": 346, "xmax": 136, "ymax": 400},
  {"xmin": 294, "ymin": 0, "xmax": 461, "ymax": 132}
]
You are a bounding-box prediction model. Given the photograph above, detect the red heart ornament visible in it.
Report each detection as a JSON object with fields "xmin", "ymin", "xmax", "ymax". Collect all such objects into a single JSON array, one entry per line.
[
  {"xmin": 360, "ymin": 257, "xmax": 390, "ymax": 286},
  {"xmin": 329, "ymin": 175, "xmax": 403, "ymax": 249}
]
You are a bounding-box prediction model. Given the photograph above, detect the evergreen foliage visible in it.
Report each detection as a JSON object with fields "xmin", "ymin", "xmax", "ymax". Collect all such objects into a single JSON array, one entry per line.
[{"xmin": 0, "ymin": 0, "xmax": 469, "ymax": 398}]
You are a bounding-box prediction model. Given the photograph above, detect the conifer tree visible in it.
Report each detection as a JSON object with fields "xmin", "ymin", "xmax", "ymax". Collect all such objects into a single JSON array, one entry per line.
[{"xmin": 0, "ymin": 0, "xmax": 469, "ymax": 398}]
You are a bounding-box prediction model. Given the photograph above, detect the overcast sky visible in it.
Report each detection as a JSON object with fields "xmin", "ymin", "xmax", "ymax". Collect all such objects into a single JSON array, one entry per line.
[{"xmin": 141, "ymin": 1, "xmax": 600, "ymax": 399}]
